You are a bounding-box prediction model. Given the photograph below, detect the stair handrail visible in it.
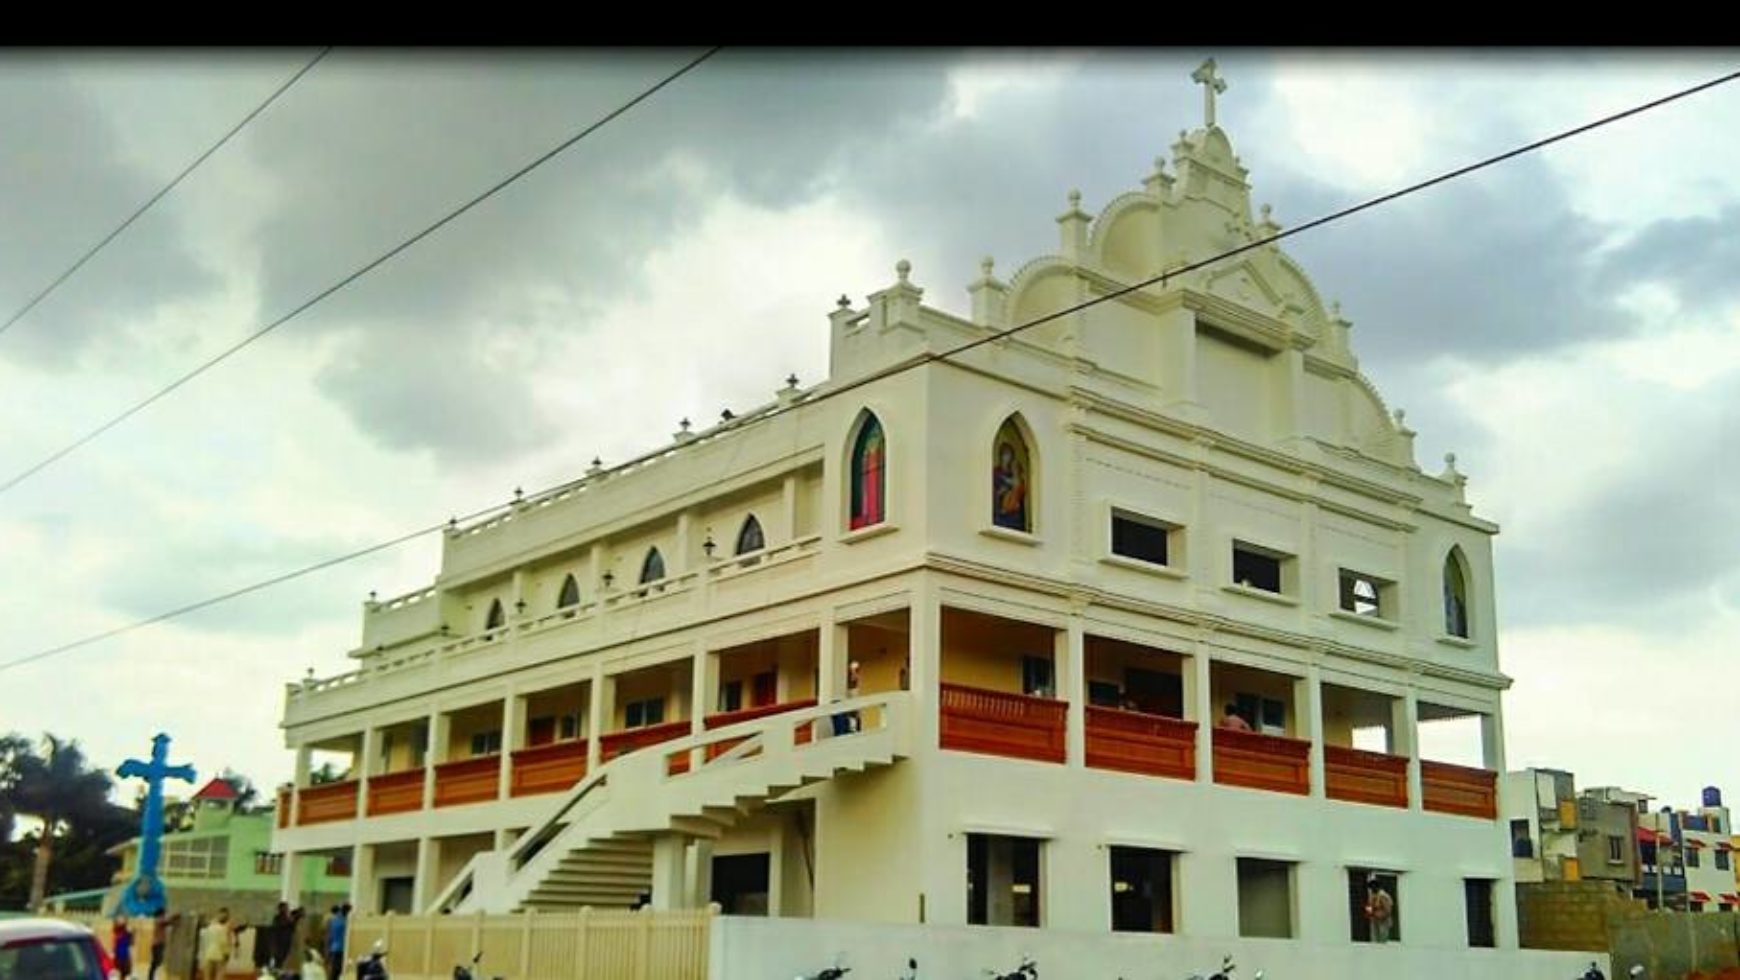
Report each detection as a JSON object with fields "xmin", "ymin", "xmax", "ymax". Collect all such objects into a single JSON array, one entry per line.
[{"xmin": 507, "ymin": 767, "xmax": 611, "ymax": 872}]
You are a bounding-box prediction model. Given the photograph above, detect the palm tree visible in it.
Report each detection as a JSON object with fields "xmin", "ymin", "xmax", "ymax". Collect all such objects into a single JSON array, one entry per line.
[
  {"xmin": 14, "ymin": 735, "xmax": 114, "ymax": 910},
  {"xmin": 0, "ymin": 732, "xmax": 32, "ymax": 844}
]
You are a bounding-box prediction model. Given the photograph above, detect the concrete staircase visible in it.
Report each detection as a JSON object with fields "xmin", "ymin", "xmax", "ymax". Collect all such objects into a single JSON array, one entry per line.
[{"xmin": 433, "ymin": 692, "xmax": 911, "ymax": 914}]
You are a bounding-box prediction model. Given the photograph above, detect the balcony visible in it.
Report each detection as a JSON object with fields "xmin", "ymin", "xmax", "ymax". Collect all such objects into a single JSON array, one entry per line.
[
  {"xmin": 1211, "ymin": 728, "xmax": 1310, "ymax": 795},
  {"xmin": 1324, "ymin": 745, "xmax": 1409, "ymax": 808},
  {"xmin": 600, "ymin": 720, "xmax": 692, "ymax": 775},
  {"xmin": 703, "ymin": 699, "xmax": 818, "ymax": 761},
  {"xmin": 939, "ymin": 683, "xmax": 1066, "ymax": 764},
  {"xmin": 366, "ymin": 769, "xmax": 426, "ymax": 816},
  {"xmin": 297, "ymin": 780, "xmax": 358, "ymax": 825},
  {"xmin": 510, "ymin": 740, "xmax": 588, "ymax": 798},
  {"xmin": 1085, "ymin": 706, "xmax": 1196, "ymax": 780},
  {"xmin": 1422, "ymin": 760, "xmax": 1498, "ymax": 819},
  {"xmin": 434, "ymin": 757, "xmax": 501, "ymax": 808}
]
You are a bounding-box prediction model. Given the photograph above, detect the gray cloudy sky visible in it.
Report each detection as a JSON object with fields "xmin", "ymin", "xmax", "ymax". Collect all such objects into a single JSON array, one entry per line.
[{"xmin": 2, "ymin": 49, "xmax": 1737, "ymax": 813}]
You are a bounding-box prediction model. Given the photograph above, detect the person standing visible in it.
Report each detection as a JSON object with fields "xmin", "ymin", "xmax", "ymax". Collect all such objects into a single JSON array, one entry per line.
[
  {"xmin": 324, "ymin": 905, "xmax": 348, "ymax": 979},
  {"xmin": 199, "ymin": 909, "xmax": 234, "ymax": 980},
  {"xmin": 147, "ymin": 910, "xmax": 178, "ymax": 980},
  {"xmin": 112, "ymin": 917, "xmax": 134, "ymax": 979},
  {"xmin": 1364, "ymin": 876, "xmax": 1395, "ymax": 944},
  {"xmin": 269, "ymin": 902, "xmax": 295, "ymax": 969}
]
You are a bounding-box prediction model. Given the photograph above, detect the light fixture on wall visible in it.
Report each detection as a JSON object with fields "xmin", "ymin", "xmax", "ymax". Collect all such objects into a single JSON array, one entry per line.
[
  {"xmin": 602, "ymin": 570, "xmax": 615, "ymax": 589},
  {"xmin": 514, "ymin": 599, "xmax": 527, "ymax": 615},
  {"xmin": 703, "ymin": 533, "xmax": 717, "ymax": 559}
]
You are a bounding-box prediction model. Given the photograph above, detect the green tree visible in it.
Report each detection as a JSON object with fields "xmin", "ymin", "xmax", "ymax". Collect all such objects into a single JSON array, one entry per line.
[
  {"xmin": 13, "ymin": 735, "xmax": 115, "ymax": 910},
  {"xmin": 0, "ymin": 731, "xmax": 31, "ymax": 845}
]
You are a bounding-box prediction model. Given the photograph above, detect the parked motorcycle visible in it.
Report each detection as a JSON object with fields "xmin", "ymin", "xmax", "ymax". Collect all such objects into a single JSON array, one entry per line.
[
  {"xmin": 454, "ymin": 951, "xmax": 503, "ymax": 980},
  {"xmin": 796, "ymin": 955, "xmax": 850, "ymax": 980},
  {"xmin": 354, "ymin": 940, "xmax": 389, "ymax": 980},
  {"xmin": 1577, "ymin": 964, "xmax": 1644, "ymax": 980},
  {"xmin": 985, "ymin": 955, "xmax": 1037, "ymax": 980},
  {"xmin": 1187, "ymin": 955, "xmax": 1262, "ymax": 980}
]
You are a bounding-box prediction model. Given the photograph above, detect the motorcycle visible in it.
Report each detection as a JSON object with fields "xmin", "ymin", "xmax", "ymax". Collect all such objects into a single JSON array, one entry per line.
[
  {"xmin": 1578, "ymin": 964, "xmax": 1645, "ymax": 980},
  {"xmin": 354, "ymin": 940, "xmax": 389, "ymax": 980},
  {"xmin": 796, "ymin": 955, "xmax": 849, "ymax": 980},
  {"xmin": 985, "ymin": 955, "xmax": 1037, "ymax": 980},
  {"xmin": 454, "ymin": 952, "xmax": 503, "ymax": 980},
  {"xmin": 1187, "ymin": 955, "xmax": 1262, "ymax": 980}
]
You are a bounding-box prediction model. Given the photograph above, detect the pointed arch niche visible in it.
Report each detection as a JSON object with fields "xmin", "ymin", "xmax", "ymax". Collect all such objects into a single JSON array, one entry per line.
[
  {"xmin": 990, "ymin": 415, "xmax": 1036, "ymax": 534},
  {"xmin": 556, "ymin": 573, "xmax": 581, "ymax": 611},
  {"xmin": 640, "ymin": 547, "xmax": 667, "ymax": 585},
  {"xmin": 1443, "ymin": 546, "xmax": 1471, "ymax": 640},
  {"xmin": 735, "ymin": 514, "xmax": 766, "ymax": 556},
  {"xmin": 848, "ymin": 411, "xmax": 888, "ymax": 531}
]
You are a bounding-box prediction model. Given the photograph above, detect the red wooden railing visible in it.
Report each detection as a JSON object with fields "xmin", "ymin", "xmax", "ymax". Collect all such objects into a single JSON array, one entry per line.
[
  {"xmin": 1324, "ymin": 745, "xmax": 1409, "ymax": 808},
  {"xmin": 277, "ymin": 787, "xmax": 290, "ymax": 828},
  {"xmin": 366, "ymin": 768, "xmax": 426, "ymax": 816},
  {"xmin": 297, "ymin": 780, "xmax": 358, "ymax": 825},
  {"xmin": 433, "ymin": 756, "xmax": 500, "ymax": 808},
  {"xmin": 1211, "ymin": 728, "xmax": 1311, "ymax": 795},
  {"xmin": 510, "ymin": 739, "xmax": 588, "ymax": 798},
  {"xmin": 939, "ymin": 683, "xmax": 1066, "ymax": 764},
  {"xmin": 1085, "ymin": 706, "xmax": 1197, "ymax": 780},
  {"xmin": 1422, "ymin": 759, "xmax": 1498, "ymax": 818},
  {"xmin": 600, "ymin": 720, "xmax": 692, "ymax": 775},
  {"xmin": 703, "ymin": 698, "xmax": 818, "ymax": 760}
]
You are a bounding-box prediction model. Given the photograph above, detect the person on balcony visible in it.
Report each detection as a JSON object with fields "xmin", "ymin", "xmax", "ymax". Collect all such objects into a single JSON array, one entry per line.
[
  {"xmin": 1216, "ymin": 703, "xmax": 1253, "ymax": 732},
  {"xmin": 1364, "ymin": 876, "xmax": 1395, "ymax": 943}
]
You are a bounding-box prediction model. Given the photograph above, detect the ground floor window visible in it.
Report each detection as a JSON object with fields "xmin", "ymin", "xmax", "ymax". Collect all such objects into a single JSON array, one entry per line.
[
  {"xmin": 1237, "ymin": 857, "xmax": 1294, "ymax": 939},
  {"xmin": 1464, "ymin": 878, "xmax": 1495, "ymax": 948},
  {"xmin": 380, "ymin": 876, "xmax": 414, "ymax": 915},
  {"xmin": 712, "ymin": 853, "xmax": 771, "ymax": 915},
  {"xmin": 1348, "ymin": 868, "xmax": 1401, "ymax": 943},
  {"xmin": 967, "ymin": 833, "xmax": 1042, "ymax": 927},
  {"xmin": 1109, "ymin": 846, "xmax": 1175, "ymax": 933}
]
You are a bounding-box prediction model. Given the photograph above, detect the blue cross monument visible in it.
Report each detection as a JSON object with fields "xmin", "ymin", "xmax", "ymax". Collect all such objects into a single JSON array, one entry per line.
[{"xmin": 112, "ymin": 733, "xmax": 196, "ymax": 916}]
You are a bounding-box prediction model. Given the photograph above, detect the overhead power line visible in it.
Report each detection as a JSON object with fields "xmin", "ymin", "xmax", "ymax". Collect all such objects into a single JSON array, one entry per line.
[
  {"xmin": 2, "ymin": 65, "xmax": 1735, "ymax": 676},
  {"xmin": 0, "ymin": 46, "xmax": 723, "ymax": 499},
  {"xmin": 0, "ymin": 47, "xmax": 333, "ymax": 340}
]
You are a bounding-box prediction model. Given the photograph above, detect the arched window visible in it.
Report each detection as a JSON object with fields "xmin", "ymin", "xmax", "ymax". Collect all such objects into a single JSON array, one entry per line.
[
  {"xmin": 1443, "ymin": 547, "xmax": 1471, "ymax": 639},
  {"xmin": 991, "ymin": 416, "xmax": 1034, "ymax": 533},
  {"xmin": 485, "ymin": 598, "xmax": 505, "ymax": 631},
  {"xmin": 849, "ymin": 412, "xmax": 886, "ymax": 530},
  {"xmin": 639, "ymin": 547, "xmax": 666, "ymax": 585},
  {"xmin": 735, "ymin": 515, "xmax": 765, "ymax": 555},
  {"xmin": 557, "ymin": 573, "xmax": 580, "ymax": 610}
]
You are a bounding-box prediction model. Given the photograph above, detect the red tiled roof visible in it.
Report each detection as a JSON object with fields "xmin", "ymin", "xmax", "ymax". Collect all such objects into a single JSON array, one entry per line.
[
  {"xmin": 1690, "ymin": 891, "xmax": 1713, "ymax": 903},
  {"xmin": 190, "ymin": 778, "xmax": 239, "ymax": 801},
  {"xmin": 1636, "ymin": 827, "xmax": 1667, "ymax": 844}
]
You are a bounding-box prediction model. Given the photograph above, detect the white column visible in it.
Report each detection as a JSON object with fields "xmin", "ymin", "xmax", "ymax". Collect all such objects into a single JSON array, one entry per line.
[
  {"xmin": 412, "ymin": 836, "xmax": 438, "ymax": 913},
  {"xmin": 689, "ymin": 839, "xmax": 715, "ymax": 910},
  {"xmin": 280, "ymin": 850, "xmax": 304, "ymax": 903},
  {"xmin": 817, "ymin": 615, "xmax": 844, "ymax": 704},
  {"xmin": 424, "ymin": 710, "xmax": 448, "ymax": 811},
  {"xmin": 291, "ymin": 747, "xmax": 311, "ymax": 825},
  {"xmin": 650, "ymin": 834, "xmax": 688, "ymax": 910},
  {"xmin": 782, "ymin": 474, "xmax": 799, "ymax": 543},
  {"xmin": 1190, "ymin": 649, "xmax": 1214, "ymax": 783},
  {"xmin": 1481, "ymin": 708, "xmax": 1505, "ymax": 772},
  {"xmin": 499, "ymin": 692, "xmax": 524, "ymax": 800},
  {"xmin": 356, "ymin": 728, "xmax": 376, "ymax": 818},
  {"xmin": 913, "ymin": 580, "xmax": 942, "ymax": 753},
  {"xmin": 588, "ymin": 665, "xmax": 609, "ymax": 773},
  {"xmin": 349, "ymin": 843, "xmax": 376, "ymax": 911},
  {"xmin": 1300, "ymin": 667, "xmax": 1325, "ymax": 800},
  {"xmin": 676, "ymin": 510, "xmax": 694, "ymax": 574},
  {"xmin": 1060, "ymin": 617, "xmax": 1086, "ymax": 767},
  {"xmin": 1402, "ymin": 688, "xmax": 1423, "ymax": 812},
  {"xmin": 691, "ymin": 645, "xmax": 714, "ymax": 733}
]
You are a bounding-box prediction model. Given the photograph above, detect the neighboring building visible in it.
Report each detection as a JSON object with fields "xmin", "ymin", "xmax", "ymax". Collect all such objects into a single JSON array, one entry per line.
[
  {"xmin": 1506, "ymin": 768, "xmax": 1579, "ymax": 883},
  {"xmin": 108, "ymin": 778, "xmax": 349, "ymax": 921},
  {"xmin": 1575, "ymin": 786, "xmax": 1642, "ymax": 892},
  {"xmin": 1636, "ymin": 787, "xmax": 1737, "ymax": 911},
  {"xmin": 275, "ymin": 65, "xmax": 1523, "ymax": 956}
]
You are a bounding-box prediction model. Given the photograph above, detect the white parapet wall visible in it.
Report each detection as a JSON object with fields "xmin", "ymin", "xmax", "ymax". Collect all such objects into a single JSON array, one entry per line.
[{"xmin": 710, "ymin": 915, "xmax": 1608, "ymax": 980}]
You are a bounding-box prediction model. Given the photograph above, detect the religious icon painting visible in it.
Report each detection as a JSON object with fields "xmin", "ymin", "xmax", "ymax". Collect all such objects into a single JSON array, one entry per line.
[{"xmin": 992, "ymin": 417, "xmax": 1032, "ymax": 532}]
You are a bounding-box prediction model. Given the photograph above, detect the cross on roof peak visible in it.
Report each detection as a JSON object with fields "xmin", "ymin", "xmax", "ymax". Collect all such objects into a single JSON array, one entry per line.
[{"xmin": 1191, "ymin": 58, "xmax": 1228, "ymax": 128}]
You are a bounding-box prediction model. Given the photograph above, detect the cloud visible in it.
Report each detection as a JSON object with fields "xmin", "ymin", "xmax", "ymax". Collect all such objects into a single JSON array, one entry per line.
[{"xmin": 0, "ymin": 60, "xmax": 217, "ymax": 369}]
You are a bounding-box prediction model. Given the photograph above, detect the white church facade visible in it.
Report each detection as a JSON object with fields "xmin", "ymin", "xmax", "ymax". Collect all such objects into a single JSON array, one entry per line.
[{"xmin": 275, "ymin": 63, "xmax": 1600, "ymax": 975}]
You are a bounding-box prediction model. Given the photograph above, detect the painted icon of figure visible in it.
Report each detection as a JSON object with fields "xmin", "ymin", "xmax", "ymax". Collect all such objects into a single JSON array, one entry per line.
[{"xmin": 993, "ymin": 438, "xmax": 1028, "ymax": 531}]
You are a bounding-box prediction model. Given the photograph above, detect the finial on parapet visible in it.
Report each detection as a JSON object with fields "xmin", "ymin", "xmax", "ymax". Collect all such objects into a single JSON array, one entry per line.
[
  {"xmin": 837, "ymin": 294, "xmax": 851, "ymax": 309},
  {"xmin": 896, "ymin": 259, "xmax": 912, "ymax": 285},
  {"xmin": 588, "ymin": 457, "xmax": 604, "ymax": 476},
  {"xmin": 674, "ymin": 418, "xmax": 694, "ymax": 442}
]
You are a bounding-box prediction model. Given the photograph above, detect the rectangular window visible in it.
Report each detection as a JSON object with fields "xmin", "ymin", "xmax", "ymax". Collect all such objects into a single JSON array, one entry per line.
[
  {"xmin": 1337, "ymin": 569, "xmax": 1392, "ymax": 618},
  {"xmin": 1608, "ymin": 836, "xmax": 1624, "ymax": 864},
  {"xmin": 719, "ymin": 681, "xmax": 744, "ymax": 714},
  {"xmin": 751, "ymin": 671, "xmax": 778, "ymax": 707},
  {"xmin": 1088, "ymin": 680, "xmax": 1122, "ymax": 708},
  {"xmin": 254, "ymin": 852, "xmax": 283, "ymax": 876},
  {"xmin": 380, "ymin": 877, "xmax": 415, "ymax": 915},
  {"xmin": 1349, "ymin": 869, "xmax": 1400, "ymax": 943},
  {"xmin": 1110, "ymin": 511, "xmax": 1172, "ymax": 566},
  {"xmin": 527, "ymin": 716, "xmax": 557, "ymax": 747},
  {"xmin": 469, "ymin": 729, "xmax": 503, "ymax": 757},
  {"xmin": 1234, "ymin": 693, "xmax": 1287, "ymax": 736},
  {"xmin": 1109, "ymin": 846, "xmax": 1175, "ymax": 933},
  {"xmin": 967, "ymin": 834, "xmax": 1042, "ymax": 928},
  {"xmin": 1464, "ymin": 879, "xmax": 1496, "ymax": 948},
  {"xmin": 1511, "ymin": 820, "xmax": 1534, "ymax": 858},
  {"xmin": 1231, "ymin": 541, "xmax": 1286, "ymax": 594},
  {"xmin": 1719, "ymin": 850, "xmax": 1732, "ymax": 872},
  {"xmin": 625, "ymin": 698, "xmax": 666, "ymax": 729},
  {"xmin": 558, "ymin": 712, "xmax": 581, "ymax": 741},
  {"xmin": 1687, "ymin": 847, "xmax": 1701, "ymax": 869},
  {"xmin": 1236, "ymin": 857, "xmax": 1294, "ymax": 939},
  {"xmin": 327, "ymin": 854, "xmax": 352, "ymax": 877},
  {"xmin": 1022, "ymin": 656, "xmax": 1054, "ymax": 698}
]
